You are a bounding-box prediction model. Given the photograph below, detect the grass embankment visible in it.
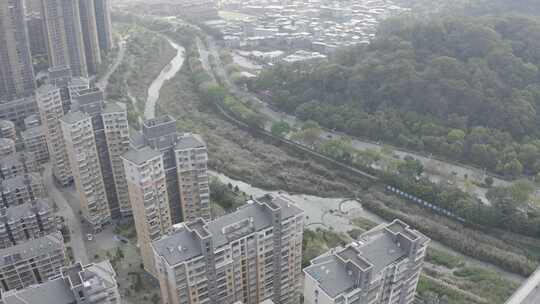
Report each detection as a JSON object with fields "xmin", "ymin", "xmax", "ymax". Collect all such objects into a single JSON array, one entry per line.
[
  {"xmin": 156, "ymin": 62, "xmax": 370, "ymax": 197},
  {"xmin": 106, "ymin": 23, "xmax": 176, "ymax": 127},
  {"xmin": 421, "ymin": 247, "xmax": 518, "ymax": 304}
]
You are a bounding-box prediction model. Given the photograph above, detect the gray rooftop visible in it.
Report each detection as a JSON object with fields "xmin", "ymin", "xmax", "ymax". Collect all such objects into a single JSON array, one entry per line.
[
  {"xmin": 48, "ymin": 65, "xmax": 72, "ymax": 80},
  {"xmin": 122, "ymin": 146, "xmax": 162, "ymax": 165},
  {"xmin": 61, "ymin": 111, "xmax": 89, "ymax": 125},
  {"xmin": 0, "ymin": 120, "xmax": 15, "ymax": 129},
  {"xmin": 141, "ymin": 116, "xmax": 178, "ymax": 146},
  {"xmin": 21, "ymin": 126, "xmax": 44, "ymax": 139},
  {"xmin": 153, "ymin": 195, "xmax": 303, "ymax": 266},
  {"xmin": 1, "ymin": 199, "xmax": 50, "ymax": 223},
  {"xmin": 2, "ymin": 260, "xmax": 116, "ymax": 304},
  {"xmin": 1, "ymin": 174, "xmax": 29, "ymax": 190},
  {"xmin": 103, "ymin": 101, "xmax": 126, "ymax": 114},
  {"xmin": 0, "ymin": 232, "xmax": 64, "ymax": 267},
  {"xmin": 23, "ymin": 115, "xmax": 40, "ymax": 128},
  {"xmin": 129, "ymin": 129, "xmax": 145, "ymax": 149},
  {"xmin": 82, "ymin": 260, "xmax": 117, "ymax": 290},
  {"xmin": 304, "ymin": 255, "xmax": 357, "ymax": 298},
  {"xmin": 36, "ymin": 84, "xmax": 57, "ymax": 95},
  {"xmin": 2, "ymin": 277, "xmax": 75, "ymax": 304},
  {"xmin": 0, "ymin": 154, "xmax": 23, "ymax": 168},
  {"xmin": 304, "ymin": 220, "xmax": 426, "ymax": 298},
  {"xmin": 62, "ymin": 262, "xmax": 83, "ymax": 287},
  {"xmin": 175, "ymin": 134, "xmax": 206, "ymax": 150},
  {"xmin": 152, "ymin": 227, "xmax": 204, "ymax": 267},
  {"xmin": 207, "ymin": 200, "xmax": 274, "ymax": 248},
  {"xmin": 345, "ymin": 233, "xmax": 406, "ymax": 273},
  {"xmin": 0, "ymin": 138, "xmax": 15, "ymax": 148}
]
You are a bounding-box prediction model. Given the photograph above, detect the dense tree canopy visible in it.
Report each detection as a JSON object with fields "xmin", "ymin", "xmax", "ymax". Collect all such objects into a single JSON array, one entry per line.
[{"xmin": 254, "ymin": 15, "xmax": 540, "ymax": 177}]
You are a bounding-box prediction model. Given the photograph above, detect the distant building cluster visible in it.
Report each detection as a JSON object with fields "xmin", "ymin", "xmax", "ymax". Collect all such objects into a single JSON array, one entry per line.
[
  {"xmin": 211, "ymin": 0, "xmax": 408, "ymax": 65},
  {"xmin": 118, "ymin": 0, "xmax": 219, "ymax": 20}
]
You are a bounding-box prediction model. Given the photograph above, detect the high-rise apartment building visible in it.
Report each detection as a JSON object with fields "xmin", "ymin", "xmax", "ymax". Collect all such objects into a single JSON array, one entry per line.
[
  {"xmin": 0, "ymin": 232, "xmax": 65, "ymax": 292},
  {"xmin": 37, "ymin": 85, "xmax": 72, "ymax": 186},
  {"xmin": 48, "ymin": 66, "xmax": 90, "ymax": 112},
  {"xmin": 0, "ymin": 173, "xmax": 45, "ymax": 208},
  {"xmin": 0, "ymin": 0, "xmax": 36, "ymax": 101},
  {"xmin": 42, "ymin": 0, "xmax": 88, "ymax": 77},
  {"xmin": 101, "ymin": 102, "xmax": 131, "ymax": 217},
  {"xmin": 61, "ymin": 88, "xmax": 130, "ymax": 228},
  {"xmin": 23, "ymin": 115, "xmax": 41, "ymax": 129},
  {"xmin": 79, "ymin": 0, "xmax": 102, "ymax": 75},
  {"xmin": 0, "ymin": 152, "xmax": 38, "ymax": 180},
  {"xmin": 24, "ymin": 0, "xmax": 43, "ymax": 15},
  {"xmin": 152, "ymin": 195, "xmax": 304, "ymax": 304},
  {"xmin": 122, "ymin": 147, "xmax": 170, "ymax": 277},
  {"xmin": 93, "ymin": 0, "xmax": 114, "ymax": 52},
  {"xmin": 0, "ymin": 199, "xmax": 55, "ymax": 249},
  {"xmin": 60, "ymin": 260, "xmax": 121, "ymax": 304},
  {"xmin": 122, "ymin": 116, "xmax": 210, "ymax": 276},
  {"xmin": 0, "ymin": 96, "xmax": 38, "ymax": 128},
  {"xmin": 174, "ymin": 134, "xmax": 211, "ymax": 222},
  {"xmin": 0, "ymin": 139, "xmax": 16, "ymax": 158},
  {"xmin": 26, "ymin": 12, "xmax": 47, "ymax": 57},
  {"xmin": 303, "ymin": 220, "xmax": 429, "ymax": 304},
  {"xmin": 1, "ymin": 260, "xmax": 120, "ymax": 304},
  {"xmin": 61, "ymin": 110, "xmax": 110, "ymax": 228},
  {"xmin": 21, "ymin": 125, "xmax": 50, "ymax": 164},
  {"xmin": 0, "ymin": 121, "xmax": 16, "ymax": 142},
  {"xmin": 37, "ymin": 67, "xmax": 90, "ymax": 186},
  {"xmin": 129, "ymin": 116, "xmax": 210, "ymax": 224}
]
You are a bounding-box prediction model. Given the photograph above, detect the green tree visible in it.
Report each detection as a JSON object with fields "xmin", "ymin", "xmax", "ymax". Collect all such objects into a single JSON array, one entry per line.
[
  {"xmin": 511, "ymin": 179, "xmax": 535, "ymax": 204},
  {"xmin": 498, "ymin": 158, "xmax": 523, "ymax": 177},
  {"xmin": 271, "ymin": 121, "xmax": 291, "ymax": 137},
  {"xmin": 302, "ymin": 120, "xmax": 321, "ymax": 131},
  {"xmin": 319, "ymin": 139, "xmax": 354, "ymax": 162},
  {"xmin": 204, "ymin": 84, "xmax": 226, "ymax": 105},
  {"xmin": 484, "ymin": 176, "xmax": 494, "ymax": 187},
  {"xmin": 397, "ymin": 156, "xmax": 424, "ymax": 177},
  {"xmin": 447, "ymin": 129, "xmax": 466, "ymax": 143},
  {"xmin": 115, "ymin": 247, "xmax": 124, "ymax": 260},
  {"xmin": 134, "ymin": 273, "xmax": 143, "ymax": 291}
]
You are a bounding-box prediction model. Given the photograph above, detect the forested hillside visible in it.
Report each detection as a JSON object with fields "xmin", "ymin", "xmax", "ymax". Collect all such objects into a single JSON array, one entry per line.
[{"xmin": 255, "ymin": 15, "xmax": 540, "ymax": 177}]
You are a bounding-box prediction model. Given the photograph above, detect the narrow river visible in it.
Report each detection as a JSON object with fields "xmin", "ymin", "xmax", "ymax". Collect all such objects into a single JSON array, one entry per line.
[
  {"xmin": 144, "ymin": 39, "xmax": 186, "ymax": 119},
  {"xmin": 143, "ymin": 36, "xmax": 524, "ymax": 284}
]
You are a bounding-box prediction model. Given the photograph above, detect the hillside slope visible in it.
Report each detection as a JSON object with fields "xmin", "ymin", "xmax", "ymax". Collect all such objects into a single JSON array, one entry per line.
[{"xmin": 255, "ymin": 15, "xmax": 540, "ymax": 177}]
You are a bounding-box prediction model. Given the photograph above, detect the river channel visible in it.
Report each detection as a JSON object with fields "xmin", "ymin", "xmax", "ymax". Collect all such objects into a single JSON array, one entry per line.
[{"xmin": 144, "ymin": 39, "xmax": 186, "ymax": 119}]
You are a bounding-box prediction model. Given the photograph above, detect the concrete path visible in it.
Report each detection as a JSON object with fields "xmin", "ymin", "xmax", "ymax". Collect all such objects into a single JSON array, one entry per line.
[{"xmin": 43, "ymin": 165, "xmax": 89, "ymax": 264}]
